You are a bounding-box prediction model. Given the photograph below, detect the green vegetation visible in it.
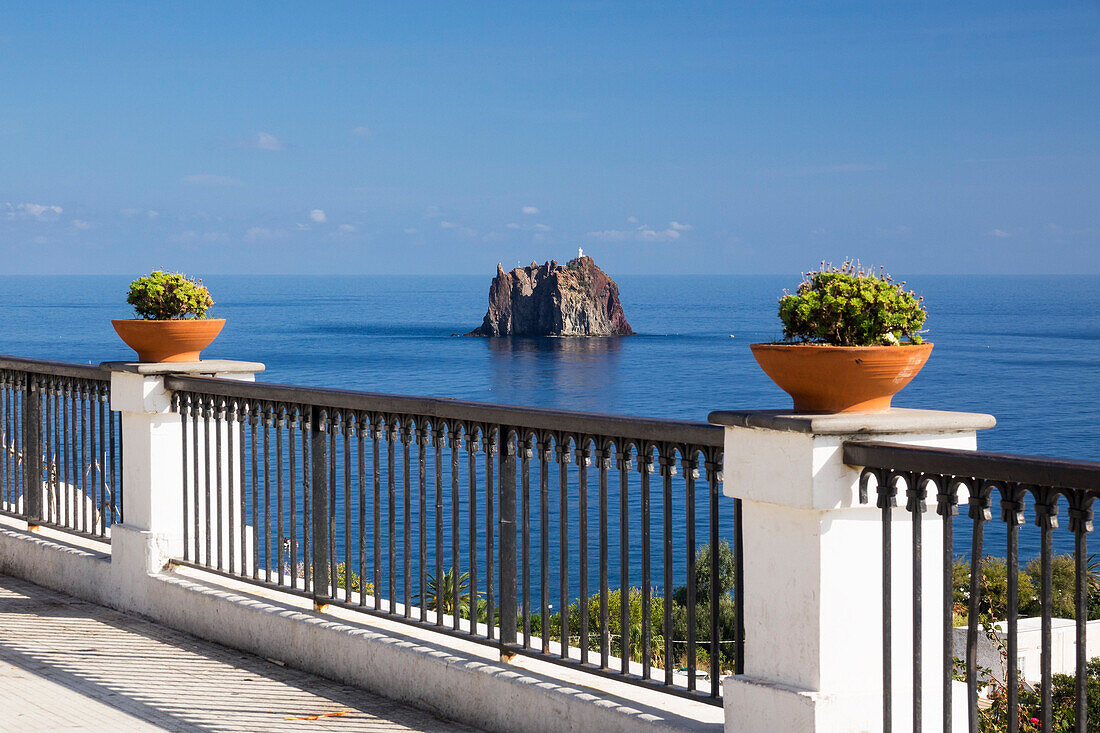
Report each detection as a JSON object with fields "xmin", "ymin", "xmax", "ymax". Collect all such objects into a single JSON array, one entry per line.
[
  {"xmin": 126, "ymin": 270, "xmax": 214, "ymax": 320},
  {"xmin": 527, "ymin": 540, "xmax": 739, "ymax": 677},
  {"xmin": 961, "ymin": 616, "xmax": 1099, "ymax": 732},
  {"xmin": 952, "ymin": 555, "xmax": 1100, "ymax": 626},
  {"xmin": 953, "ymin": 554, "xmax": 1100, "ymax": 730},
  {"xmin": 777, "ymin": 260, "xmax": 926, "ymax": 346},
  {"xmin": 325, "ymin": 543, "xmax": 738, "ymax": 676}
]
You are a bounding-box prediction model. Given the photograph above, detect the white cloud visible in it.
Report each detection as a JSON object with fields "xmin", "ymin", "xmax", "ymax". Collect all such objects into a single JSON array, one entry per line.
[
  {"xmin": 71, "ymin": 220, "xmax": 95, "ymax": 230},
  {"xmin": 439, "ymin": 220, "xmax": 475, "ymax": 237},
  {"xmin": 762, "ymin": 162, "xmax": 884, "ymax": 176},
  {"xmin": 244, "ymin": 226, "xmax": 287, "ymax": 241},
  {"xmin": 252, "ymin": 132, "xmax": 285, "ymax": 151},
  {"xmin": 352, "ymin": 126, "xmax": 371, "ymax": 137},
  {"xmin": 338, "ymin": 224, "xmax": 357, "ymax": 232},
  {"xmin": 119, "ymin": 208, "xmax": 159, "ymax": 219},
  {"xmin": 986, "ymin": 228, "xmax": 1012, "ymax": 238},
  {"xmin": 876, "ymin": 225, "xmax": 913, "ymax": 237},
  {"xmin": 586, "ymin": 221, "xmax": 687, "ymax": 243},
  {"xmin": 533, "ymin": 223, "xmax": 551, "ymax": 232},
  {"xmin": 404, "ymin": 227, "xmax": 419, "ymax": 234},
  {"xmin": 181, "ymin": 174, "xmax": 242, "ymax": 187},
  {"xmin": 170, "ymin": 230, "xmax": 228, "ymax": 243},
  {"xmin": 3, "ymin": 202, "xmax": 64, "ymax": 221},
  {"xmin": 627, "ymin": 216, "xmax": 638, "ymax": 224},
  {"xmin": 521, "ymin": 206, "xmax": 540, "ymax": 215},
  {"xmin": 309, "ymin": 209, "xmax": 327, "ymax": 223}
]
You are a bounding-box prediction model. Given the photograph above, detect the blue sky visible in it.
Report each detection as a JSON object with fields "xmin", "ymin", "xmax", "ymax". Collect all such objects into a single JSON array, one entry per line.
[{"xmin": 1, "ymin": 2, "xmax": 1097, "ymax": 275}]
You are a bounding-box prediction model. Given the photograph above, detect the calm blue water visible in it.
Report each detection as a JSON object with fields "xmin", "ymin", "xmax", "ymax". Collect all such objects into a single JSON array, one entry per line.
[{"xmin": 2, "ymin": 274, "xmax": 1098, "ymax": 580}]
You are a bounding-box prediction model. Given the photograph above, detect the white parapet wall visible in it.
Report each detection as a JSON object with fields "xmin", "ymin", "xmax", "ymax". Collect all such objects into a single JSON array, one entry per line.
[
  {"xmin": 709, "ymin": 409, "xmax": 996, "ymax": 733},
  {"xmin": 0, "ymin": 361, "xmax": 724, "ymax": 733}
]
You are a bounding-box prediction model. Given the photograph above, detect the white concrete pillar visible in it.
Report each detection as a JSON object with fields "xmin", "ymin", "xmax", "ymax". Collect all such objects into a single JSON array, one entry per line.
[
  {"xmin": 104, "ymin": 361, "xmax": 263, "ymax": 576},
  {"xmin": 710, "ymin": 409, "xmax": 995, "ymax": 733}
]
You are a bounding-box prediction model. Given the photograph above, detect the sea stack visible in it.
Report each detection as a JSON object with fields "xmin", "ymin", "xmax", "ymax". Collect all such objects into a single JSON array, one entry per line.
[{"xmin": 467, "ymin": 255, "xmax": 634, "ymax": 337}]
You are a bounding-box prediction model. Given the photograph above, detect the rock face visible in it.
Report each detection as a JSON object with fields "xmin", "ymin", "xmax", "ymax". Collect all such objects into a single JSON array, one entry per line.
[{"xmin": 467, "ymin": 256, "xmax": 634, "ymax": 337}]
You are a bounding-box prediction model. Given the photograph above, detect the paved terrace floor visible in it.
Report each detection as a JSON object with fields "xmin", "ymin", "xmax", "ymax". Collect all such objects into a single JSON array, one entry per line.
[{"xmin": 0, "ymin": 574, "xmax": 483, "ymax": 732}]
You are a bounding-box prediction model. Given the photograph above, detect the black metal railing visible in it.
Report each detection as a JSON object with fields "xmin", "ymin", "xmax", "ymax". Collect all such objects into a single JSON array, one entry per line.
[
  {"xmin": 845, "ymin": 441, "xmax": 1100, "ymax": 733},
  {"xmin": 0, "ymin": 357, "xmax": 122, "ymax": 541},
  {"xmin": 166, "ymin": 374, "xmax": 743, "ymax": 702}
]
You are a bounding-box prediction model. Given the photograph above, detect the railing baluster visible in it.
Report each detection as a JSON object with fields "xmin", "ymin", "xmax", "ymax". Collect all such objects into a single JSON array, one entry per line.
[
  {"xmin": 467, "ymin": 425, "xmax": 478, "ymax": 632},
  {"xmin": 576, "ymin": 437, "xmax": 590, "ymax": 665},
  {"xmin": 597, "ymin": 440, "xmax": 609, "ymax": 669},
  {"xmin": 328, "ymin": 412, "xmax": 338, "ymax": 595},
  {"xmin": 344, "ymin": 413, "xmax": 354, "ymax": 603},
  {"xmin": 966, "ymin": 480, "xmax": 989, "ymax": 733},
  {"xmin": 684, "ymin": 450, "xmax": 697, "ymax": 691},
  {"xmin": 311, "ymin": 407, "xmax": 330, "ymax": 604},
  {"xmin": 51, "ymin": 383, "xmax": 60, "ymax": 525},
  {"xmin": 618, "ymin": 442, "xmax": 632, "ymax": 675},
  {"xmin": 203, "ymin": 396, "xmax": 213, "ymax": 567},
  {"xmin": 557, "ymin": 435, "xmax": 570, "ymax": 659},
  {"xmin": 450, "ymin": 423, "xmax": 461, "ymax": 631},
  {"xmin": 417, "ymin": 423, "xmax": 427, "ymax": 622},
  {"xmin": 276, "ymin": 406, "xmax": 286, "ymax": 584},
  {"xmin": 500, "ymin": 427, "xmax": 518, "ymax": 649},
  {"xmin": 879, "ymin": 470, "xmax": 898, "ymax": 733},
  {"xmin": 485, "ymin": 427, "xmax": 496, "ymax": 641},
  {"xmin": 302, "ymin": 408, "xmax": 311, "ymax": 591},
  {"xmin": 639, "ymin": 443, "xmax": 654, "ymax": 682},
  {"xmin": 80, "ymin": 382, "xmax": 89, "ymax": 533},
  {"xmin": 402, "ymin": 421, "xmax": 412, "ymax": 619},
  {"xmin": 1001, "ymin": 483, "xmax": 1023, "ymax": 733},
  {"xmin": 706, "ymin": 449, "xmax": 721, "ymax": 698},
  {"xmin": 250, "ymin": 404, "xmax": 259, "ymax": 581},
  {"xmin": 938, "ymin": 478, "xmax": 959, "ymax": 733},
  {"xmin": 906, "ymin": 472, "xmax": 926, "ymax": 733},
  {"xmin": 226, "ymin": 399, "xmax": 236, "ymax": 574},
  {"xmin": 71, "ymin": 382, "xmax": 78, "ymax": 533},
  {"xmin": 181, "ymin": 395, "xmax": 190, "ymax": 562},
  {"xmin": 240, "ymin": 400, "xmax": 249, "ymax": 576},
  {"xmin": 539, "ymin": 435, "xmax": 551, "ymax": 654},
  {"xmin": 522, "ymin": 434, "xmax": 533, "ymax": 649},
  {"xmin": 659, "ymin": 446, "xmax": 673, "ymax": 686},
  {"xmin": 434, "ymin": 424, "xmax": 444, "ymax": 627},
  {"xmin": 373, "ymin": 415, "xmax": 382, "ymax": 610},
  {"xmin": 287, "ymin": 407, "xmax": 297, "ymax": 586},
  {"xmin": 388, "ymin": 419, "xmax": 397, "ymax": 614},
  {"xmin": 263, "ymin": 403, "xmax": 274, "ymax": 580},
  {"xmin": 1069, "ymin": 493, "xmax": 1092, "ymax": 733},
  {"xmin": 358, "ymin": 413, "xmax": 368, "ymax": 606},
  {"xmin": 215, "ymin": 398, "xmax": 224, "ymax": 571},
  {"xmin": 1035, "ymin": 487, "xmax": 1058, "ymax": 732}
]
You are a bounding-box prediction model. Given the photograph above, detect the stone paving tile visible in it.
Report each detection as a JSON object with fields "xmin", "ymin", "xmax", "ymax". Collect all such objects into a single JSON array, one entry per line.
[{"xmin": 0, "ymin": 574, "xmax": 482, "ymax": 732}]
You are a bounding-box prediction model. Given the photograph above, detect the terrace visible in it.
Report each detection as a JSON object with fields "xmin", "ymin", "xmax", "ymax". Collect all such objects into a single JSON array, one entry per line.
[{"xmin": 0, "ymin": 353, "xmax": 1097, "ymax": 732}]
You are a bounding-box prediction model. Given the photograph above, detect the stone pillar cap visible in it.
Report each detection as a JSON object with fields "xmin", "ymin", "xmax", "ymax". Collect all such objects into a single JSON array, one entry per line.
[
  {"xmin": 708, "ymin": 408, "xmax": 995, "ymax": 435},
  {"xmin": 100, "ymin": 360, "xmax": 265, "ymax": 376}
]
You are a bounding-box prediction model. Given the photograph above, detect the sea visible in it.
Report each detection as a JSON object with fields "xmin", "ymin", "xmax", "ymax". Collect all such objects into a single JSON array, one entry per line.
[{"xmin": 2, "ymin": 274, "xmax": 1098, "ymax": 578}]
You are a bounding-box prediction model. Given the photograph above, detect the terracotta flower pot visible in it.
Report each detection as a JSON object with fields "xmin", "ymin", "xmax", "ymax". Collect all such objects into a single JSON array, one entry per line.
[
  {"xmin": 749, "ymin": 342, "xmax": 934, "ymax": 413},
  {"xmin": 112, "ymin": 319, "xmax": 226, "ymax": 363}
]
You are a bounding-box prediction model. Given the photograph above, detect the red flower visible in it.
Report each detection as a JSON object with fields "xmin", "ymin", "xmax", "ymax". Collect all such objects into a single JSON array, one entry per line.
[{"xmin": 1030, "ymin": 718, "xmax": 1040, "ymax": 726}]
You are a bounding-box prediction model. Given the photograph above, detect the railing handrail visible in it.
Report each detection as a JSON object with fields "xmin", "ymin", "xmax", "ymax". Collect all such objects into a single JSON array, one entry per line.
[
  {"xmin": 843, "ymin": 440, "xmax": 1100, "ymax": 492},
  {"xmin": 0, "ymin": 355, "xmax": 109, "ymax": 381},
  {"xmin": 164, "ymin": 374, "xmax": 724, "ymax": 447}
]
